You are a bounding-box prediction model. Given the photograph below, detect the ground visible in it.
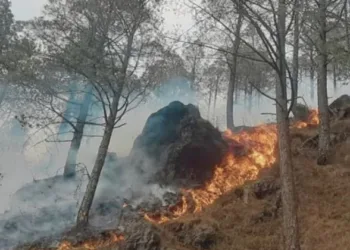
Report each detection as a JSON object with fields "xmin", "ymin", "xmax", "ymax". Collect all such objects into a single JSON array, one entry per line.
[
  {"xmin": 17, "ymin": 118, "xmax": 350, "ymax": 250},
  {"xmin": 155, "ymin": 120, "xmax": 350, "ymax": 250}
]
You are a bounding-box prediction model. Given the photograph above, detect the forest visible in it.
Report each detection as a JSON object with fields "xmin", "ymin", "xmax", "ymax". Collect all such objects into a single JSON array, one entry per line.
[{"xmin": 1, "ymin": 0, "xmax": 350, "ymax": 249}]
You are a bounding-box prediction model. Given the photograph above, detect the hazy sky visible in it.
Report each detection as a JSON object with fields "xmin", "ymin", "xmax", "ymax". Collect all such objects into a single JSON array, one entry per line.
[
  {"xmin": 10, "ymin": 0, "xmax": 193, "ymax": 31},
  {"xmin": 11, "ymin": 0, "xmax": 47, "ymax": 20}
]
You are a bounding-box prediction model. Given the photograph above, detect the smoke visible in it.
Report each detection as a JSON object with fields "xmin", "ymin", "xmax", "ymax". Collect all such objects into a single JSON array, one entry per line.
[{"xmin": 1, "ymin": 76, "xmax": 350, "ymax": 249}]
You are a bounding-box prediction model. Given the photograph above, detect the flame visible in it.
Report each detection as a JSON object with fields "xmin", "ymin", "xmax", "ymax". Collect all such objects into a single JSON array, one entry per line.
[
  {"xmin": 145, "ymin": 124, "xmax": 278, "ymax": 223},
  {"xmin": 57, "ymin": 232, "xmax": 125, "ymax": 250},
  {"xmin": 145, "ymin": 109, "xmax": 320, "ymax": 224},
  {"xmin": 295, "ymin": 109, "xmax": 319, "ymax": 128}
]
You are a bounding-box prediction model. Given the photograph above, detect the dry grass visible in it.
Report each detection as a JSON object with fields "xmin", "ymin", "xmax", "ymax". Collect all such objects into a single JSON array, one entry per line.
[
  {"xmin": 46, "ymin": 120, "xmax": 350, "ymax": 250},
  {"xmin": 159, "ymin": 120, "xmax": 350, "ymax": 250}
]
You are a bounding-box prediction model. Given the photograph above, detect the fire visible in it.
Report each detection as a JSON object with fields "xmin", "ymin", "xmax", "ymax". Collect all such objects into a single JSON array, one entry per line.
[
  {"xmin": 145, "ymin": 124, "xmax": 278, "ymax": 223},
  {"xmin": 295, "ymin": 109, "xmax": 319, "ymax": 128},
  {"xmin": 57, "ymin": 232, "xmax": 125, "ymax": 250},
  {"xmin": 145, "ymin": 109, "xmax": 320, "ymax": 224}
]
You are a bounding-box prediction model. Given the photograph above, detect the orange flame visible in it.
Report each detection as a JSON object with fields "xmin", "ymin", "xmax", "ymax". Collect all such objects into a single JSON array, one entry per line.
[
  {"xmin": 145, "ymin": 109, "xmax": 320, "ymax": 224},
  {"xmin": 294, "ymin": 109, "xmax": 319, "ymax": 128},
  {"xmin": 145, "ymin": 124, "xmax": 278, "ymax": 223}
]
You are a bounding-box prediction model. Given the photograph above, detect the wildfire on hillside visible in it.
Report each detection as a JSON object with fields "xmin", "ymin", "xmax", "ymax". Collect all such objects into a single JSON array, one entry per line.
[
  {"xmin": 144, "ymin": 124, "xmax": 278, "ymax": 223},
  {"xmin": 145, "ymin": 109, "xmax": 320, "ymax": 224},
  {"xmin": 31, "ymin": 109, "xmax": 319, "ymax": 249}
]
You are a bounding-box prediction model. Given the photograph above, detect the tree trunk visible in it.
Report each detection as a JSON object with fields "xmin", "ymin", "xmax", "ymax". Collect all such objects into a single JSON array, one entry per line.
[
  {"xmin": 63, "ymin": 84, "xmax": 93, "ymax": 178},
  {"xmin": 213, "ymin": 76, "xmax": 219, "ymax": 120},
  {"xmin": 76, "ymin": 93, "xmax": 120, "ymax": 227},
  {"xmin": 332, "ymin": 63, "xmax": 337, "ymax": 92},
  {"xmin": 248, "ymin": 84, "xmax": 253, "ymax": 112},
  {"xmin": 291, "ymin": 0, "xmax": 300, "ymax": 113},
  {"xmin": 317, "ymin": 0, "xmax": 331, "ymax": 165},
  {"xmin": 345, "ymin": 0, "xmax": 350, "ymax": 50},
  {"xmin": 226, "ymin": 4, "xmax": 243, "ymax": 131},
  {"xmin": 310, "ymin": 48, "xmax": 315, "ymax": 100},
  {"xmin": 277, "ymin": 0, "xmax": 301, "ymax": 249},
  {"xmin": 208, "ymin": 87, "xmax": 212, "ymax": 120}
]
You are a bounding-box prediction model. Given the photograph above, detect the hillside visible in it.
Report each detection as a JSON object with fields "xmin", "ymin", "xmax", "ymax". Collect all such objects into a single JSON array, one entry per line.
[
  {"xmin": 13, "ymin": 105, "xmax": 350, "ymax": 250},
  {"xmin": 157, "ymin": 119, "xmax": 350, "ymax": 250}
]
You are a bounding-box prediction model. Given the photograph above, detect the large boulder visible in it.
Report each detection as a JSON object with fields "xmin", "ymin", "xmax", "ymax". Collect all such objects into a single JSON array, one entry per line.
[
  {"xmin": 292, "ymin": 103, "xmax": 310, "ymax": 122},
  {"xmin": 329, "ymin": 94, "xmax": 350, "ymax": 111},
  {"xmin": 329, "ymin": 94, "xmax": 350, "ymax": 119},
  {"xmin": 130, "ymin": 101, "xmax": 228, "ymax": 188}
]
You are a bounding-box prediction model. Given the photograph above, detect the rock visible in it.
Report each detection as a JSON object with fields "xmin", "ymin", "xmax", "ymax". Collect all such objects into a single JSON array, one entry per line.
[
  {"xmin": 329, "ymin": 95, "xmax": 350, "ymax": 119},
  {"xmin": 165, "ymin": 219, "xmax": 219, "ymax": 250},
  {"xmin": 292, "ymin": 103, "xmax": 310, "ymax": 122},
  {"xmin": 329, "ymin": 94, "xmax": 350, "ymax": 111},
  {"xmin": 130, "ymin": 101, "xmax": 228, "ymax": 188}
]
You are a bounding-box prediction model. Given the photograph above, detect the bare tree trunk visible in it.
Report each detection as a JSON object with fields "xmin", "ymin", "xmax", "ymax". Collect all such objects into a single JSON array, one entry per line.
[
  {"xmin": 317, "ymin": 0, "xmax": 331, "ymax": 165},
  {"xmin": 226, "ymin": 2, "xmax": 243, "ymax": 131},
  {"xmin": 248, "ymin": 84, "xmax": 253, "ymax": 112},
  {"xmin": 345, "ymin": 0, "xmax": 350, "ymax": 50},
  {"xmin": 63, "ymin": 84, "xmax": 93, "ymax": 178},
  {"xmin": 277, "ymin": 0, "xmax": 301, "ymax": 249},
  {"xmin": 76, "ymin": 92, "xmax": 120, "ymax": 227},
  {"xmin": 208, "ymin": 87, "xmax": 212, "ymax": 120},
  {"xmin": 213, "ymin": 76, "xmax": 219, "ymax": 119},
  {"xmin": 310, "ymin": 48, "xmax": 315, "ymax": 100},
  {"xmin": 291, "ymin": 0, "xmax": 300, "ymax": 113},
  {"xmin": 332, "ymin": 63, "xmax": 337, "ymax": 92}
]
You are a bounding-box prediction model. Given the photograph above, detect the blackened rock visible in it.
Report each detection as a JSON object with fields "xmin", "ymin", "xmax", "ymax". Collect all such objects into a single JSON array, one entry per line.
[
  {"xmin": 130, "ymin": 101, "xmax": 227, "ymax": 188},
  {"xmin": 329, "ymin": 95, "xmax": 350, "ymax": 119},
  {"xmin": 329, "ymin": 94, "xmax": 350, "ymax": 111},
  {"xmin": 292, "ymin": 103, "xmax": 310, "ymax": 122}
]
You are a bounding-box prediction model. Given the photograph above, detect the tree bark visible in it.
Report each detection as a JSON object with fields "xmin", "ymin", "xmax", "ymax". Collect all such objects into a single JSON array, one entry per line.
[
  {"xmin": 345, "ymin": 0, "xmax": 350, "ymax": 50},
  {"xmin": 291, "ymin": 0, "xmax": 300, "ymax": 113},
  {"xmin": 63, "ymin": 84, "xmax": 93, "ymax": 178},
  {"xmin": 226, "ymin": 2, "xmax": 243, "ymax": 131},
  {"xmin": 317, "ymin": 0, "xmax": 331, "ymax": 165},
  {"xmin": 310, "ymin": 47, "xmax": 315, "ymax": 100},
  {"xmin": 208, "ymin": 87, "xmax": 212, "ymax": 120},
  {"xmin": 332, "ymin": 63, "xmax": 337, "ymax": 92},
  {"xmin": 277, "ymin": 0, "xmax": 301, "ymax": 249}
]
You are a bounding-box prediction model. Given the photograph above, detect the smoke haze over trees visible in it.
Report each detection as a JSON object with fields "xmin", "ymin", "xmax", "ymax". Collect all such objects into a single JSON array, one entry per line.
[{"xmin": 1, "ymin": 0, "xmax": 350, "ymax": 249}]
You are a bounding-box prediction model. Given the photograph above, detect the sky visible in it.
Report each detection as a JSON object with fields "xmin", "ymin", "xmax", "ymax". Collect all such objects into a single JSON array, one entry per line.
[{"xmin": 11, "ymin": 0, "xmax": 47, "ymax": 20}]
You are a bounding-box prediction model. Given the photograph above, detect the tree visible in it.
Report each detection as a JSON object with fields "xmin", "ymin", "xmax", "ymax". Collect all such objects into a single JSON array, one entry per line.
[
  {"xmin": 291, "ymin": 0, "xmax": 302, "ymax": 113},
  {"xmin": 316, "ymin": 0, "xmax": 331, "ymax": 165},
  {"xmin": 226, "ymin": 0, "xmax": 243, "ymax": 131},
  {"xmin": 276, "ymin": 0, "xmax": 301, "ymax": 248},
  {"xmin": 190, "ymin": 0, "xmax": 301, "ymax": 248},
  {"xmin": 35, "ymin": 0, "xmax": 163, "ymax": 227}
]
